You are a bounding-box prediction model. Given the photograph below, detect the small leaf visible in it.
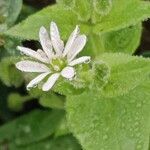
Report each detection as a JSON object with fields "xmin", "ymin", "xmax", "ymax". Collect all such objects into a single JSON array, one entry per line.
[
  {"xmin": 7, "ymin": 93, "xmax": 31, "ymax": 112},
  {"xmin": 91, "ymin": 60, "xmax": 110, "ymax": 90},
  {"xmin": 7, "ymin": 93, "xmax": 24, "ymax": 112},
  {"xmin": 93, "ymin": 0, "xmax": 112, "ymax": 15},
  {"xmin": 57, "ymin": 0, "xmax": 91, "ymax": 21},
  {"xmin": 73, "ymin": 0, "xmax": 91, "ymax": 21},
  {"xmin": 39, "ymin": 93, "xmax": 65, "ymax": 109}
]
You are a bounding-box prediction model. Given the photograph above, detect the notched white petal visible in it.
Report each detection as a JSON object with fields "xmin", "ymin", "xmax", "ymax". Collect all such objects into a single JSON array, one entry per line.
[
  {"xmin": 16, "ymin": 60, "xmax": 50, "ymax": 73},
  {"xmin": 63, "ymin": 25, "xmax": 80, "ymax": 57},
  {"xmin": 42, "ymin": 73, "xmax": 60, "ymax": 91},
  {"xmin": 39, "ymin": 26, "xmax": 53, "ymax": 59},
  {"xmin": 27, "ymin": 72, "xmax": 50, "ymax": 90},
  {"xmin": 37, "ymin": 49, "xmax": 49, "ymax": 61},
  {"xmin": 67, "ymin": 35, "xmax": 87, "ymax": 62},
  {"xmin": 69, "ymin": 56, "xmax": 91, "ymax": 66},
  {"xmin": 50, "ymin": 21, "xmax": 64, "ymax": 56},
  {"xmin": 17, "ymin": 46, "xmax": 49, "ymax": 63},
  {"xmin": 61, "ymin": 66, "xmax": 75, "ymax": 79}
]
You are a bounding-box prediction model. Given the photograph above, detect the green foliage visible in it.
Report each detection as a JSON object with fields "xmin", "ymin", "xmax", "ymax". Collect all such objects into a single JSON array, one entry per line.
[
  {"xmin": 93, "ymin": 0, "xmax": 112, "ymax": 16},
  {"xmin": 0, "ymin": 1, "xmax": 150, "ymax": 150},
  {"xmin": 39, "ymin": 93, "xmax": 65, "ymax": 109},
  {"xmin": 4, "ymin": 0, "xmax": 150, "ymax": 55},
  {"xmin": 100, "ymin": 24, "xmax": 142, "ymax": 54},
  {"xmin": 0, "ymin": 57, "xmax": 23, "ymax": 87},
  {"xmin": 82, "ymin": 24, "xmax": 142, "ymax": 56},
  {"xmin": 55, "ymin": 117, "xmax": 70, "ymax": 137},
  {"xmin": 9, "ymin": 135, "xmax": 81, "ymax": 150},
  {"xmin": 0, "ymin": 109, "xmax": 64, "ymax": 146},
  {"xmin": 0, "ymin": 0, "xmax": 22, "ymax": 31},
  {"xmin": 5, "ymin": 0, "xmax": 150, "ymax": 39},
  {"xmin": 98, "ymin": 53, "xmax": 150, "ymax": 97},
  {"xmin": 66, "ymin": 82, "xmax": 150, "ymax": 150},
  {"xmin": 66, "ymin": 54, "xmax": 150, "ymax": 150},
  {"xmin": 91, "ymin": 60, "xmax": 110, "ymax": 90},
  {"xmin": 8, "ymin": 93, "xmax": 31, "ymax": 112},
  {"xmin": 5, "ymin": 5, "xmax": 79, "ymax": 40},
  {"xmin": 93, "ymin": 1, "xmax": 150, "ymax": 32}
]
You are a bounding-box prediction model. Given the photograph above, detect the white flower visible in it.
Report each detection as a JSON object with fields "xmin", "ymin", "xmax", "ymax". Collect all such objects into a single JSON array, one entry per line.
[{"xmin": 16, "ymin": 22, "xmax": 91, "ymax": 91}]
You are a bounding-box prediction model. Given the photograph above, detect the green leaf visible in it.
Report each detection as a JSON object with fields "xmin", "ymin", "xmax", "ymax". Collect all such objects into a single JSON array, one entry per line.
[
  {"xmin": 72, "ymin": 0, "xmax": 91, "ymax": 21},
  {"xmin": 100, "ymin": 24, "xmax": 142, "ymax": 54},
  {"xmin": 5, "ymin": 5, "xmax": 79, "ymax": 40},
  {"xmin": 3, "ymin": 37, "xmax": 21, "ymax": 56},
  {"xmin": 93, "ymin": 0, "xmax": 112, "ymax": 16},
  {"xmin": 84, "ymin": 24, "xmax": 142, "ymax": 57},
  {"xmin": 66, "ymin": 82, "xmax": 150, "ymax": 150},
  {"xmin": 4, "ymin": 1, "xmax": 148, "ymax": 56},
  {"xmin": 93, "ymin": 1, "xmax": 150, "ymax": 33},
  {"xmin": 56, "ymin": 0, "xmax": 75, "ymax": 8},
  {"xmin": 0, "ymin": 109, "xmax": 64, "ymax": 146},
  {"xmin": 90, "ymin": 60, "xmax": 110, "ymax": 90},
  {"xmin": 57, "ymin": 0, "xmax": 91, "ymax": 21},
  {"xmin": 39, "ymin": 93, "xmax": 65, "ymax": 109},
  {"xmin": 55, "ymin": 117, "xmax": 70, "ymax": 137},
  {"xmin": 0, "ymin": 57, "xmax": 23, "ymax": 87},
  {"xmin": 9, "ymin": 135, "xmax": 81, "ymax": 150},
  {"xmin": 7, "ymin": 93, "xmax": 31, "ymax": 112},
  {"xmin": 53, "ymin": 77, "xmax": 85, "ymax": 96},
  {"xmin": 98, "ymin": 53, "xmax": 150, "ymax": 97},
  {"xmin": 0, "ymin": 0, "xmax": 22, "ymax": 31},
  {"xmin": 66, "ymin": 53, "xmax": 150, "ymax": 149}
]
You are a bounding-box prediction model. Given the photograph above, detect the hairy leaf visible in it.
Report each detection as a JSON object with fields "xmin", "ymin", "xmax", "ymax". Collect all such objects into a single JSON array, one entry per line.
[
  {"xmin": 99, "ymin": 53, "xmax": 150, "ymax": 97},
  {"xmin": 5, "ymin": 5, "xmax": 79, "ymax": 40},
  {"xmin": 93, "ymin": 1, "xmax": 150, "ymax": 33},
  {"xmin": 93, "ymin": 0, "xmax": 112, "ymax": 16},
  {"xmin": 57, "ymin": 0, "xmax": 91, "ymax": 21},
  {"xmin": 84, "ymin": 24, "xmax": 142, "ymax": 56},
  {"xmin": 66, "ymin": 53, "xmax": 150, "ymax": 150},
  {"xmin": 67, "ymin": 82, "xmax": 150, "ymax": 150},
  {"xmin": 101, "ymin": 24, "xmax": 142, "ymax": 54}
]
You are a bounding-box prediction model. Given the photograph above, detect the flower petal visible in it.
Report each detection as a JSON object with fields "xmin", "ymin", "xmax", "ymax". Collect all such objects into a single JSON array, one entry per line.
[
  {"xmin": 37, "ymin": 49, "xmax": 49, "ymax": 61},
  {"xmin": 50, "ymin": 22, "xmax": 64, "ymax": 56},
  {"xmin": 67, "ymin": 35, "xmax": 87, "ymax": 62},
  {"xmin": 17, "ymin": 46, "xmax": 49, "ymax": 63},
  {"xmin": 61, "ymin": 66, "xmax": 75, "ymax": 79},
  {"xmin": 16, "ymin": 60, "xmax": 50, "ymax": 73},
  {"xmin": 27, "ymin": 72, "xmax": 50, "ymax": 90},
  {"xmin": 63, "ymin": 25, "xmax": 80, "ymax": 57},
  {"xmin": 42, "ymin": 73, "xmax": 60, "ymax": 91},
  {"xmin": 39, "ymin": 26, "xmax": 53, "ymax": 59},
  {"xmin": 69, "ymin": 56, "xmax": 91, "ymax": 66}
]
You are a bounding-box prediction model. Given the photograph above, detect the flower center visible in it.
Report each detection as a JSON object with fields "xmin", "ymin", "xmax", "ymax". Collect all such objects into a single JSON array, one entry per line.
[{"xmin": 50, "ymin": 58, "xmax": 67, "ymax": 72}]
